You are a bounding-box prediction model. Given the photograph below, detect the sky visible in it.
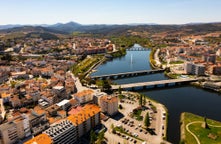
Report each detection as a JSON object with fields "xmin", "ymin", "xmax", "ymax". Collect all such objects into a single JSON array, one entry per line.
[{"xmin": 0, "ymin": 0, "xmax": 221, "ymax": 25}]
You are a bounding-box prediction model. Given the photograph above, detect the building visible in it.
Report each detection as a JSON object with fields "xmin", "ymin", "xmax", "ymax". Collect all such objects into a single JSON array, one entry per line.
[
  {"xmin": 0, "ymin": 114, "xmax": 31, "ymax": 144},
  {"xmin": 202, "ymin": 54, "xmax": 216, "ymax": 64},
  {"xmin": 73, "ymin": 89, "xmax": 94, "ymax": 104},
  {"xmin": 0, "ymin": 121, "xmax": 18, "ymax": 144},
  {"xmin": 29, "ymin": 107, "xmax": 49, "ymax": 136},
  {"xmin": 24, "ymin": 133, "xmax": 52, "ymax": 144},
  {"xmin": 184, "ymin": 62, "xmax": 205, "ymax": 76},
  {"xmin": 44, "ymin": 119, "xmax": 77, "ymax": 144},
  {"xmin": 52, "ymin": 86, "xmax": 66, "ymax": 99},
  {"xmin": 93, "ymin": 92, "xmax": 107, "ymax": 105},
  {"xmin": 212, "ymin": 65, "xmax": 221, "ymax": 75},
  {"xmin": 56, "ymin": 99, "xmax": 71, "ymax": 111},
  {"xmin": 0, "ymin": 99, "xmax": 6, "ymax": 123},
  {"xmin": 195, "ymin": 64, "xmax": 205, "ymax": 76},
  {"xmin": 67, "ymin": 104, "xmax": 101, "ymax": 138},
  {"xmin": 100, "ymin": 95, "xmax": 118, "ymax": 116}
]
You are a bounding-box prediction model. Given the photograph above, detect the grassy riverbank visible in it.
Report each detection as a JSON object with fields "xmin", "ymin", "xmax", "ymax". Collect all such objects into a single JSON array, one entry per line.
[{"xmin": 180, "ymin": 112, "xmax": 221, "ymax": 144}]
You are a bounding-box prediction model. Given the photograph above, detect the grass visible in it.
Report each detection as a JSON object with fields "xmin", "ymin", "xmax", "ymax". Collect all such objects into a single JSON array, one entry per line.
[
  {"xmin": 169, "ymin": 61, "xmax": 184, "ymax": 64},
  {"xmin": 180, "ymin": 112, "xmax": 221, "ymax": 144},
  {"xmin": 132, "ymin": 109, "xmax": 143, "ymax": 121},
  {"xmin": 113, "ymin": 126, "xmax": 144, "ymax": 141},
  {"xmin": 72, "ymin": 55, "xmax": 102, "ymax": 77}
]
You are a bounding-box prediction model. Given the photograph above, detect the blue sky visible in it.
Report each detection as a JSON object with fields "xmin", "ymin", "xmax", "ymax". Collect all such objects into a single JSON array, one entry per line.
[{"xmin": 0, "ymin": 0, "xmax": 220, "ymax": 25}]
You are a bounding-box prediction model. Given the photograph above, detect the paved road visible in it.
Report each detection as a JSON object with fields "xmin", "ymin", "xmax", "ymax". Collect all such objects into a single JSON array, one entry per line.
[
  {"xmin": 112, "ymin": 78, "xmax": 197, "ymax": 89},
  {"xmin": 68, "ymin": 71, "xmax": 89, "ymax": 92},
  {"xmin": 154, "ymin": 48, "xmax": 161, "ymax": 66}
]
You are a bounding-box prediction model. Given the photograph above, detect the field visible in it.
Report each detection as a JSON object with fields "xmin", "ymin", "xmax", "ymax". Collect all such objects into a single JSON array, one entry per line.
[{"xmin": 180, "ymin": 112, "xmax": 221, "ymax": 144}]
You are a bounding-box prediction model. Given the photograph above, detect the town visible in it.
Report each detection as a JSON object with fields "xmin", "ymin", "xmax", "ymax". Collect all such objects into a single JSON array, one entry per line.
[{"xmin": 0, "ymin": 22, "xmax": 221, "ymax": 144}]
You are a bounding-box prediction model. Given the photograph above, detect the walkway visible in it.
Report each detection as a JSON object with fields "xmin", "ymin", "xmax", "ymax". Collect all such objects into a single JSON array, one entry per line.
[{"xmin": 186, "ymin": 121, "xmax": 221, "ymax": 144}]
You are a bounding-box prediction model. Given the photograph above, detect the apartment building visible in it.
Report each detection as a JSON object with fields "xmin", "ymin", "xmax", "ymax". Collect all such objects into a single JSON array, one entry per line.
[
  {"xmin": 185, "ymin": 62, "xmax": 205, "ymax": 76},
  {"xmin": 0, "ymin": 114, "xmax": 31, "ymax": 144},
  {"xmin": 67, "ymin": 104, "xmax": 101, "ymax": 138},
  {"xmin": 0, "ymin": 99, "xmax": 6, "ymax": 123},
  {"xmin": 73, "ymin": 89, "xmax": 94, "ymax": 104},
  {"xmin": 100, "ymin": 95, "xmax": 118, "ymax": 116},
  {"xmin": 29, "ymin": 107, "xmax": 49, "ymax": 136},
  {"xmin": 24, "ymin": 133, "xmax": 52, "ymax": 144},
  {"xmin": 44, "ymin": 119, "xmax": 77, "ymax": 144}
]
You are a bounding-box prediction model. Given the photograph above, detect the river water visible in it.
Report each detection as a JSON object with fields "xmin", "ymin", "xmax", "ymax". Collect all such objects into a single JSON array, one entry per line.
[{"xmin": 91, "ymin": 44, "xmax": 221, "ymax": 143}]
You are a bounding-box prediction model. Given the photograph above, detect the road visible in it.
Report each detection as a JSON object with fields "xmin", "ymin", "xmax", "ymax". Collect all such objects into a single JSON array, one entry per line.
[
  {"xmin": 154, "ymin": 48, "xmax": 161, "ymax": 66},
  {"xmin": 67, "ymin": 71, "xmax": 89, "ymax": 92},
  {"xmin": 111, "ymin": 78, "xmax": 197, "ymax": 89}
]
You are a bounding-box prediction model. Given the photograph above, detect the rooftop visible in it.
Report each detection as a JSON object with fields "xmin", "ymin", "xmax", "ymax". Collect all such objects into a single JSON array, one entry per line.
[
  {"xmin": 67, "ymin": 104, "xmax": 100, "ymax": 126},
  {"xmin": 74, "ymin": 89, "xmax": 94, "ymax": 97},
  {"xmin": 100, "ymin": 95, "xmax": 118, "ymax": 103},
  {"xmin": 24, "ymin": 133, "xmax": 52, "ymax": 144}
]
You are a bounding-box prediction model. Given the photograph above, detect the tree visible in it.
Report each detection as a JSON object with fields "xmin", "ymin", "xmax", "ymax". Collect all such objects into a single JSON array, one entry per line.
[
  {"xmin": 90, "ymin": 130, "xmax": 97, "ymax": 144},
  {"xmin": 119, "ymin": 104, "xmax": 123, "ymax": 109},
  {"xmin": 118, "ymin": 86, "xmax": 122, "ymax": 94},
  {"xmin": 144, "ymin": 112, "xmax": 150, "ymax": 127},
  {"xmin": 143, "ymin": 95, "xmax": 146, "ymax": 106},
  {"xmin": 103, "ymin": 80, "xmax": 111, "ymax": 91},
  {"xmin": 97, "ymin": 130, "xmax": 105, "ymax": 144},
  {"xmin": 139, "ymin": 94, "xmax": 143, "ymax": 106}
]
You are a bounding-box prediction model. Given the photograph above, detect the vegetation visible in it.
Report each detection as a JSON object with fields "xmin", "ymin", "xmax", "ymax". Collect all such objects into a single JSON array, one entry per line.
[
  {"xmin": 119, "ymin": 104, "xmax": 123, "ymax": 109},
  {"xmin": 118, "ymin": 86, "xmax": 122, "ymax": 94},
  {"xmin": 72, "ymin": 55, "xmax": 102, "ymax": 79},
  {"xmin": 118, "ymin": 94, "xmax": 125, "ymax": 100},
  {"xmin": 113, "ymin": 126, "xmax": 144, "ymax": 141},
  {"xmin": 139, "ymin": 94, "xmax": 146, "ymax": 106},
  {"xmin": 180, "ymin": 112, "xmax": 221, "ymax": 144},
  {"xmin": 95, "ymin": 79, "xmax": 112, "ymax": 92},
  {"xmin": 110, "ymin": 35, "xmax": 152, "ymax": 48},
  {"xmin": 132, "ymin": 109, "xmax": 143, "ymax": 121},
  {"xmin": 169, "ymin": 61, "xmax": 184, "ymax": 64},
  {"xmin": 144, "ymin": 112, "xmax": 150, "ymax": 127},
  {"xmin": 149, "ymin": 48, "xmax": 157, "ymax": 67},
  {"xmin": 139, "ymin": 94, "xmax": 143, "ymax": 106},
  {"xmin": 110, "ymin": 48, "xmax": 126, "ymax": 57}
]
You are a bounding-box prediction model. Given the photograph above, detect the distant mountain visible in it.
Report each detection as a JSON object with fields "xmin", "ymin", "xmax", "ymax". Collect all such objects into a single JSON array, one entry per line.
[
  {"xmin": 0, "ymin": 26, "xmax": 67, "ymax": 34},
  {"xmin": 0, "ymin": 21, "xmax": 220, "ymax": 37},
  {"xmin": 126, "ymin": 23, "xmax": 158, "ymax": 26},
  {"xmin": 0, "ymin": 24, "xmax": 23, "ymax": 30},
  {"xmin": 49, "ymin": 21, "xmax": 82, "ymax": 32}
]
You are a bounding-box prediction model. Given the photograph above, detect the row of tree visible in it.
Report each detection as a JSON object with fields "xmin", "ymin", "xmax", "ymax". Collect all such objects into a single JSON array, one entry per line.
[{"xmin": 139, "ymin": 94, "xmax": 147, "ymax": 106}]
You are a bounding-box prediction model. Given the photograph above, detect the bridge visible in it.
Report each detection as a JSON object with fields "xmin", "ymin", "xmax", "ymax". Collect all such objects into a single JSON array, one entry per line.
[
  {"xmin": 127, "ymin": 47, "xmax": 149, "ymax": 51},
  {"xmin": 90, "ymin": 69, "xmax": 164, "ymax": 80},
  {"xmin": 111, "ymin": 78, "xmax": 198, "ymax": 90}
]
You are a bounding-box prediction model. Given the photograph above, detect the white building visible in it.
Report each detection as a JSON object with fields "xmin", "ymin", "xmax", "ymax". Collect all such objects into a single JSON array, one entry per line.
[{"xmin": 185, "ymin": 62, "xmax": 205, "ymax": 76}]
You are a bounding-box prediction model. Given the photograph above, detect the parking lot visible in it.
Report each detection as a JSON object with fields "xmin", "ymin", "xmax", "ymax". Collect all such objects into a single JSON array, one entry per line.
[{"xmin": 102, "ymin": 91, "xmax": 170, "ymax": 144}]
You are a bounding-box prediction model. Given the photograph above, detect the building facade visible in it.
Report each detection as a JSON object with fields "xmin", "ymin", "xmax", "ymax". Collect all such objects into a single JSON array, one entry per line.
[{"xmin": 100, "ymin": 95, "xmax": 118, "ymax": 116}]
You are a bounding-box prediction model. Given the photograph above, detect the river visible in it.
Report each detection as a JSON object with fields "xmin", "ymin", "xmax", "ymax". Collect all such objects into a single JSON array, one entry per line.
[{"xmin": 91, "ymin": 44, "xmax": 221, "ymax": 144}]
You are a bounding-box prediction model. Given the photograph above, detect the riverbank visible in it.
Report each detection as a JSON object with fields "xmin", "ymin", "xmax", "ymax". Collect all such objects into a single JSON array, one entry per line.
[
  {"xmin": 113, "ymin": 91, "xmax": 170, "ymax": 144},
  {"xmin": 180, "ymin": 112, "xmax": 221, "ymax": 144}
]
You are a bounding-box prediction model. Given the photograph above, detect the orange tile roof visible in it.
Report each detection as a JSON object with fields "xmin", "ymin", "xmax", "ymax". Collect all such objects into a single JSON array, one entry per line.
[
  {"xmin": 67, "ymin": 104, "xmax": 100, "ymax": 126},
  {"xmin": 24, "ymin": 133, "xmax": 52, "ymax": 144},
  {"xmin": 33, "ymin": 106, "xmax": 46, "ymax": 115},
  {"xmin": 1, "ymin": 92, "xmax": 10, "ymax": 98}
]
